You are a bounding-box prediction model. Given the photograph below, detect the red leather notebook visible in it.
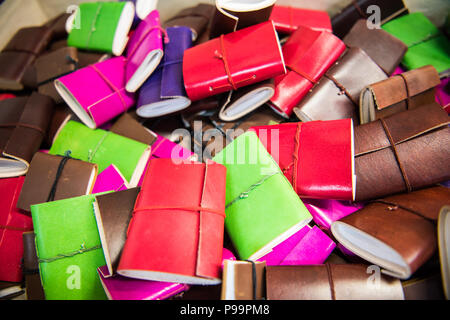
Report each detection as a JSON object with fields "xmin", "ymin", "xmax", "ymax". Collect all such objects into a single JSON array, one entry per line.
[
  {"xmin": 0, "ymin": 177, "xmax": 33, "ymax": 282},
  {"xmin": 183, "ymin": 20, "xmax": 286, "ymax": 101},
  {"xmin": 269, "ymin": 26, "xmax": 346, "ymax": 118},
  {"xmin": 270, "ymin": 5, "xmax": 332, "ymax": 34},
  {"xmin": 117, "ymin": 159, "xmax": 226, "ymax": 285},
  {"xmin": 250, "ymin": 119, "xmax": 355, "ymax": 200}
]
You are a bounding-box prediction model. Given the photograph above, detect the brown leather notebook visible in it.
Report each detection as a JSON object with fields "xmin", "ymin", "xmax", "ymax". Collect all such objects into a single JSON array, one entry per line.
[
  {"xmin": 110, "ymin": 113, "xmax": 158, "ymax": 146},
  {"xmin": 354, "ymin": 102, "xmax": 450, "ymax": 201},
  {"xmin": 402, "ymin": 274, "xmax": 445, "ymax": 300},
  {"xmin": 93, "ymin": 188, "xmax": 141, "ymax": 277},
  {"xmin": 343, "ymin": 19, "xmax": 407, "ymax": 75},
  {"xmin": 359, "ymin": 65, "xmax": 441, "ymax": 124},
  {"xmin": 266, "ymin": 264, "xmax": 405, "ymax": 300},
  {"xmin": 22, "ymin": 232, "xmax": 45, "ymax": 300},
  {"xmin": 438, "ymin": 205, "xmax": 450, "ymax": 300},
  {"xmin": 293, "ymin": 47, "xmax": 387, "ymax": 124},
  {"xmin": 221, "ymin": 260, "xmax": 265, "ymax": 300},
  {"xmin": 16, "ymin": 152, "xmax": 98, "ymax": 212},
  {"xmin": 331, "ymin": 186, "xmax": 450, "ymax": 279},
  {"xmin": 0, "ymin": 92, "xmax": 55, "ymax": 178}
]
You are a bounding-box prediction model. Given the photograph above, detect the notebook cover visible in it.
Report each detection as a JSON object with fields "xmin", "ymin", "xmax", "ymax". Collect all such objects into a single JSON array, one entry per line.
[
  {"xmin": 22, "ymin": 232, "xmax": 45, "ymax": 300},
  {"xmin": 270, "ymin": 5, "xmax": 332, "ymax": 34},
  {"xmin": 92, "ymin": 164, "xmax": 129, "ymax": 194}
]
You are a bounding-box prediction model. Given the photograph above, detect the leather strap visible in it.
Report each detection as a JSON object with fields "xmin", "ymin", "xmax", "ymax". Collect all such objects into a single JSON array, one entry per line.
[
  {"xmin": 0, "ymin": 122, "xmax": 45, "ymax": 136},
  {"xmin": 287, "ymin": 64, "xmax": 317, "ymax": 85},
  {"xmin": 211, "ymin": 35, "xmax": 256, "ymax": 92},
  {"xmin": 379, "ymin": 118, "xmax": 413, "ymax": 193},
  {"xmin": 127, "ymin": 25, "xmax": 169, "ymax": 59},
  {"xmin": 372, "ymin": 199, "xmax": 436, "ymax": 224},
  {"xmin": 89, "ymin": 64, "xmax": 127, "ymax": 112},
  {"xmin": 397, "ymin": 73, "xmax": 411, "ymax": 110},
  {"xmin": 245, "ymin": 260, "xmax": 257, "ymax": 300},
  {"xmin": 85, "ymin": 3, "xmax": 103, "ymax": 49},
  {"xmin": 325, "ymin": 263, "xmax": 336, "ymax": 300},
  {"xmin": 351, "ymin": 0, "xmax": 367, "ymax": 19},
  {"xmin": 0, "ymin": 225, "xmax": 33, "ymax": 232},
  {"xmin": 325, "ymin": 74, "xmax": 358, "ymax": 106}
]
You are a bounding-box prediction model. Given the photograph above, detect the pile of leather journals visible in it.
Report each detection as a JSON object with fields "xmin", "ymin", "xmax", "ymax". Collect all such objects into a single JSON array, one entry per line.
[{"xmin": 0, "ymin": 0, "xmax": 449, "ymax": 301}]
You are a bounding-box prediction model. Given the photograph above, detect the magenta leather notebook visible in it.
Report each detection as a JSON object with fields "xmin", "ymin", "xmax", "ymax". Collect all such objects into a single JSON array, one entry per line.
[
  {"xmin": 125, "ymin": 10, "xmax": 164, "ymax": 92},
  {"xmin": 55, "ymin": 56, "xmax": 136, "ymax": 129},
  {"xmin": 97, "ymin": 266, "xmax": 188, "ymax": 300},
  {"xmin": 258, "ymin": 224, "xmax": 335, "ymax": 266},
  {"xmin": 92, "ymin": 165, "xmax": 129, "ymax": 194}
]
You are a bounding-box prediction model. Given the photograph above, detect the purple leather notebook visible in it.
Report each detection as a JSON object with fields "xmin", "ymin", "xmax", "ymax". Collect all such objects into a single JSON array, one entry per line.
[{"xmin": 136, "ymin": 26, "xmax": 193, "ymax": 118}]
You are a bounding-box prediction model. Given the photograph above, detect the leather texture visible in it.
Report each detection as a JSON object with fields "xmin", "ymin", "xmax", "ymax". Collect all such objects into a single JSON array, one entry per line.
[
  {"xmin": 221, "ymin": 260, "xmax": 266, "ymax": 300},
  {"xmin": 0, "ymin": 177, "xmax": 33, "ymax": 283},
  {"xmin": 293, "ymin": 47, "xmax": 387, "ymax": 124},
  {"xmin": 17, "ymin": 152, "xmax": 98, "ymax": 212},
  {"xmin": 22, "ymin": 232, "xmax": 45, "ymax": 300},
  {"xmin": 250, "ymin": 119, "xmax": 355, "ymax": 200},
  {"xmin": 94, "ymin": 188, "xmax": 140, "ymax": 277},
  {"xmin": 55, "ymin": 56, "xmax": 136, "ymax": 129},
  {"xmin": 183, "ymin": 21, "xmax": 286, "ymax": 101},
  {"xmin": 270, "ymin": 5, "xmax": 332, "ymax": 34},
  {"xmin": 0, "ymin": 26, "xmax": 53, "ymax": 90},
  {"xmin": 331, "ymin": 186, "xmax": 450, "ymax": 279},
  {"xmin": 0, "ymin": 92, "xmax": 55, "ymax": 178},
  {"xmin": 92, "ymin": 164, "xmax": 129, "ymax": 194},
  {"xmin": 269, "ymin": 26, "xmax": 346, "ymax": 117},
  {"xmin": 266, "ymin": 264, "xmax": 405, "ymax": 300},
  {"xmin": 331, "ymin": 0, "xmax": 408, "ymax": 38},
  {"xmin": 359, "ymin": 65, "xmax": 441, "ymax": 124},
  {"xmin": 118, "ymin": 159, "xmax": 226, "ymax": 285},
  {"xmin": 343, "ymin": 19, "xmax": 407, "ymax": 75},
  {"xmin": 354, "ymin": 102, "xmax": 450, "ymax": 201},
  {"xmin": 212, "ymin": 131, "xmax": 312, "ymax": 261},
  {"xmin": 136, "ymin": 26, "xmax": 193, "ymax": 118},
  {"xmin": 209, "ymin": 0, "xmax": 275, "ymax": 39}
]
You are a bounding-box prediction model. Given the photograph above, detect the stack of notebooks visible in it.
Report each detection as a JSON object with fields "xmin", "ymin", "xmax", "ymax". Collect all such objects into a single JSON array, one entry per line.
[{"xmin": 0, "ymin": 0, "xmax": 449, "ymax": 301}]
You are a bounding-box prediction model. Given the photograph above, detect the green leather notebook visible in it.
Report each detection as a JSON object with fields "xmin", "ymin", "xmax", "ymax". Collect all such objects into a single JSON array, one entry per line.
[
  {"xmin": 31, "ymin": 193, "xmax": 111, "ymax": 300},
  {"xmin": 382, "ymin": 12, "xmax": 450, "ymax": 73},
  {"xmin": 212, "ymin": 131, "xmax": 312, "ymax": 261},
  {"xmin": 49, "ymin": 120, "xmax": 150, "ymax": 187},
  {"xmin": 67, "ymin": 1, "xmax": 135, "ymax": 56}
]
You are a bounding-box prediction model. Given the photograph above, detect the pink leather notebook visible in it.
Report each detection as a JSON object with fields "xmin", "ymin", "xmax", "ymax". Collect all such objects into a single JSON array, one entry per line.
[
  {"xmin": 55, "ymin": 56, "xmax": 136, "ymax": 129},
  {"xmin": 92, "ymin": 165, "xmax": 129, "ymax": 194}
]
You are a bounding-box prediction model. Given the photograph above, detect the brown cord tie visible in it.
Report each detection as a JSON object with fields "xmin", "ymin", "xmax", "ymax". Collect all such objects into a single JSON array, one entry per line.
[
  {"xmin": 325, "ymin": 263, "xmax": 336, "ymax": 300},
  {"xmin": 397, "ymin": 74, "xmax": 411, "ymax": 110},
  {"xmin": 379, "ymin": 118, "xmax": 413, "ymax": 193},
  {"xmin": 0, "ymin": 122, "xmax": 45, "ymax": 136},
  {"xmin": 325, "ymin": 74, "xmax": 358, "ymax": 106},
  {"xmin": 351, "ymin": 0, "xmax": 368, "ymax": 19},
  {"xmin": 373, "ymin": 200, "xmax": 436, "ymax": 224}
]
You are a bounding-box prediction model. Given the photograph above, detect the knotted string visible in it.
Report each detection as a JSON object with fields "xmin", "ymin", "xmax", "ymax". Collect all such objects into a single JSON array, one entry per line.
[
  {"xmin": 85, "ymin": 3, "xmax": 103, "ymax": 49},
  {"xmin": 372, "ymin": 199, "xmax": 436, "ymax": 224},
  {"xmin": 127, "ymin": 25, "xmax": 169, "ymax": 59},
  {"xmin": 46, "ymin": 151, "xmax": 73, "ymax": 202},
  {"xmin": 245, "ymin": 260, "xmax": 257, "ymax": 300},
  {"xmin": 87, "ymin": 131, "xmax": 111, "ymax": 163},
  {"xmin": 225, "ymin": 172, "xmax": 279, "ymax": 209},
  {"xmin": 325, "ymin": 74, "xmax": 358, "ymax": 106},
  {"xmin": 397, "ymin": 73, "xmax": 411, "ymax": 110},
  {"xmin": 38, "ymin": 243, "xmax": 102, "ymax": 264}
]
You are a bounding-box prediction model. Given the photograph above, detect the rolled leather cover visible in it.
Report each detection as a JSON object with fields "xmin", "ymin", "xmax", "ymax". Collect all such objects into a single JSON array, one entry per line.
[
  {"xmin": 257, "ymin": 224, "xmax": 336, "ymax": 266},
  {"xmin": 163, "ymin": 3, "xmax": 215, "ymax": 42},
  {"xmin": 55, "ymin": 56, "xmax": 136, "ymax": 129},
  {"xmin": 125, "ymin": 10, "xmax": 164, "ymax": 92},
  {"xmin": 16, "ymin": 152, "xmax": 98, "ymax": 212},
  {"xmin": 0, "ymin": 26, "xmax": 53, "ymax": 90},
  {"xmin": 221, "ymin": 260, "xmax": 265, "ymax": 300},
  {"xmin": 0, "ymin": 177, "xmax": 33, "ymax": 283},
  {"xmin": 92, "ymin": 164, "xmax": 129, "ymax": 194},
  {"xmin": 293, "ymin": 47, "xmax": 387, "ymax": 124},
  {"xmin": 331, "ymin": 0, "xmax": 408, "ymax": 39},
  {"xmin": 268, "ymin": 26, "xmax": 346, "ymax": 118},
  {"xmin": 250, "ymin": 119, "xmax": 355, "ymax": 201},
  {"xmin": 94, "ymin": 188, "xmax": 140, "ymax": 277},
  {"xmin": 44, "ymin": 13, "xmax": 70, "ymax": 41},
  {"xmin": 343, "ymin": 19, "xmax": 407, "ymax": 75},
  {"xmin": 22, "ymin": 232, "xmax": 45, "ymax": 300},
  {"xmin": 98, "ymin": 265, "xmax": 188, "ymax": 300},
  {"xmin": 217, "ymin": 79, "xmax": 275, "ymax": 121},
  {"xmin": 185, "ymin": 105, "xmax": 283, "ymax": 159},
  {"xmin": 270, "ymin": 5, "xmax": 332, "ymax": 34},
  {"xmin": 331, "ymin": 186, "xmax": 450, "ymax": 280},
  {"xmin": 209, "ymin": 0, "xmax": 276, "ymax": 39},
  {"xmin": 438, "ymin": 205, "xmax": 450, "ymax": 299},
  {"xmin": 117, "ymin": 159, "xmax": 226, "ymax": 285},
  {"xmin": 354, "ymin": 102, "xmax": 450, "ymax": 202},
  {"xmin": 0, "ymin": 92, "xmax": 55, "ymax": 178},
  {"xmin": 359, "ymin": 65, "xmax": 441, "ymax": 124},
  {"xmin": 183, "ymin": 21, "xmax": 286, "ymax": 102},
  {"xmin": 136, "ymin": 26, "xmax": 193, "ymax": 118},
  {"xmin": 266, "ymin": 264, "xmax": 405, "ymax": 300},
  {"xmin": 382, "ymin": 12, "xmax": 450, "ymax": 73}
]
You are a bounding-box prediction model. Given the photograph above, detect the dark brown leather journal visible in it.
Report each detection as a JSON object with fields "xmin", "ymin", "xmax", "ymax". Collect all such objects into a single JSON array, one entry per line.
[
  {"xmin": 22, "ymin": 232, "xmax": 45, "ymax": 300},
  {"xmin": 221, "ymin": 260, "xmax": 265, "ymax": 300}
]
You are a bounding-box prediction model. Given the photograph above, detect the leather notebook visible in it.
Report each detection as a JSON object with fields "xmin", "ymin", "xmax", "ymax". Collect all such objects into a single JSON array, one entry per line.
[
  {"xmin": 118, "ymin": 159, "xmax": 227, "ymax": 285},
  {"xmin": 221, "ymin": 260, "xmax": 266, "ymax": 300},
  {"xmin": 353, "ymin": 102, "xmax": 450, "ymax": 202},
  {"xmin": 0, "ymin": 92, "xmax": 55, "ymax": 178},
  {"xmin": 92, "ymin": 164, "xmax": 129, "ymax": 194},
  {"xmin": 266, "ymin": 264, "xmax": 405, "ymax": 300},
  {"xmin": 359, "ymin": 65, "xmax": 441, "ymax": 124},
  {"xmin": 22, "ymin": 232, "xmax": 45, "ymax": 300},
  {"xmin": 331, "ymin": 186, "xmax": 450, "ymax": 279},
  {"xmin": 270, "ymin": 5, "xmax": 332, "ymax": 34},
  {"xmin": 16, "ymin": 152, "xmax": 98, "ymax": 212}
]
